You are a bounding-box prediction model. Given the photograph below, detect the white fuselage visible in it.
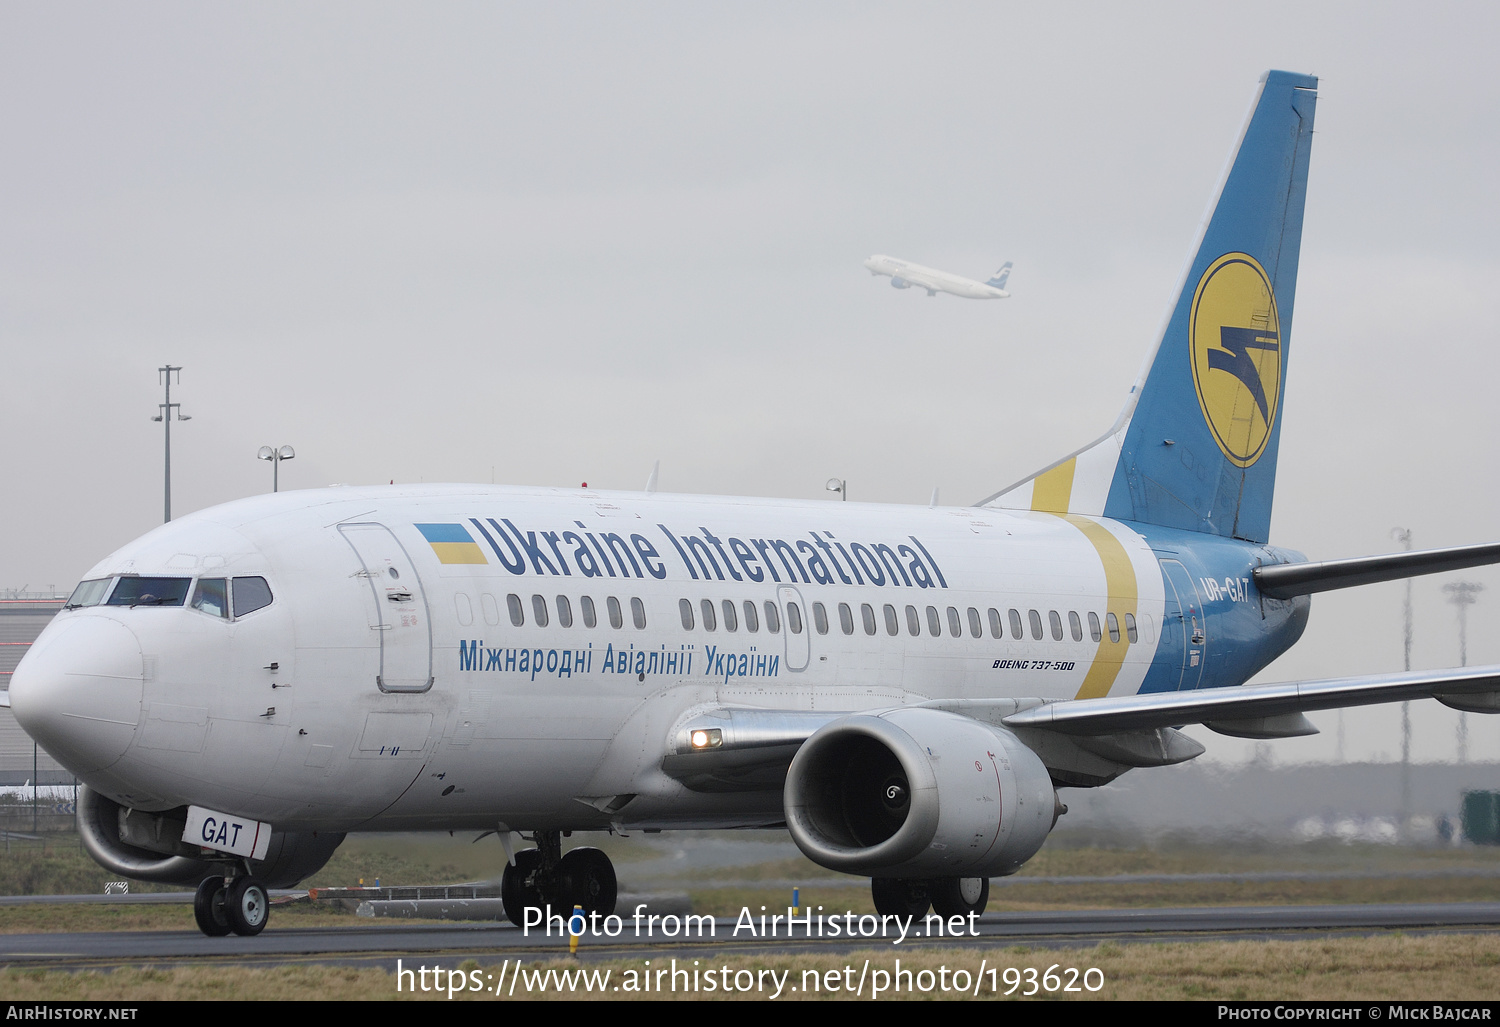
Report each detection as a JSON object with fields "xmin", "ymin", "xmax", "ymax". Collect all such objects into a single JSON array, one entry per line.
[
  {"xmin": 863, "ymin": 255, "xmax": 1009, "ymax": 299},
  {"xmin": 12, "ymin": 484, "xmax": 1189, "ymax": 834}
]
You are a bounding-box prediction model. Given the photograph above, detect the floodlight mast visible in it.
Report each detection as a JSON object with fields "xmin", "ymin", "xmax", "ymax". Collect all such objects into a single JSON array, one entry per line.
[
  {"xmin": 152, "ymin": 366, "xmax": 190, "ymax": 523},
  {"xmin": 258, "ymin": 445, "xmax": 295, "ymax": 492}
]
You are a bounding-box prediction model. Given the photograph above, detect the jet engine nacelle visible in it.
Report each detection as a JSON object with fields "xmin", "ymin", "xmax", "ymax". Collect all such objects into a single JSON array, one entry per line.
[
  {"xmin": 889, "ymin": 277, "xmax": 911, "ymax": 289},
  {"xmin": 77, "ymin": 785, "xmax": 345, "ymax": 888},
  {"xmin": 784, "ymin": 709, "xmax": 1058, "ymax": 878}
]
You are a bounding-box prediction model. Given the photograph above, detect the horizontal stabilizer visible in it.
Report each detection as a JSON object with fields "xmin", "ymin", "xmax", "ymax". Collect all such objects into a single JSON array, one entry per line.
[
  {"xmin": 1255, "ymin": 541, "xmax": 1500, "ymax": 599},
  {"xmin": 1002, "ymin": 665, "xmax": 1500, "ymax": 736}
]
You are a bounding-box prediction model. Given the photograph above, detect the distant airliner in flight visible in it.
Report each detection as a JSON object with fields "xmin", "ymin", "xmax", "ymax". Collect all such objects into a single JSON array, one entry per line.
[{"xmin": 864, "ymin": 254, "xmax": 1012, "ymax": 299}]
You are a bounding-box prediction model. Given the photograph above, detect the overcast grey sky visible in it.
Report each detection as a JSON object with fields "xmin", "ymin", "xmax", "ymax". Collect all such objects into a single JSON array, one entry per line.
[{"xmin": 2, "ymin": 2, "xmax": 1496, "ymax": 765}]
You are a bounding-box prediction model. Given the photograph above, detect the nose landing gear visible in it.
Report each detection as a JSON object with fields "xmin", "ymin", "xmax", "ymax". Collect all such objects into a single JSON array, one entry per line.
[
  {"xmin": 193, "ymin": 872, "xmax": 270, "ymax": 937},
  {"xmin": 193, "ymin": 877, "xmax": 232, "ymax": 936},
  {"xmin": 500, "ymin": 830, "xmax": 618, "ymax": 927}
]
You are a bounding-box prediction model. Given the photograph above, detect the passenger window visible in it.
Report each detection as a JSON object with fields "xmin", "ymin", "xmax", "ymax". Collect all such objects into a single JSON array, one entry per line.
[
  {"xmin": 839, "ymin": 602, "xmax": 854, "ymax": 635},
  {"xmin": 946, "ymin": 607, "xmax": 961, "ymax": 637},
  {"xmin": 455, "ymin": 593, "xmax": 473, "ymax": 626},
  {"xmin": 988, "ymin": 608, "xmax": 1003, "ymax": 639},
  {"xmin": 191, "ymin": 579, "xmax": 228, "ymax": 618},
  {"xmin": 926, "ymin": 606, "xmax": 941, "ymax": 637},
  {"xmin": 745, "ymin": 600, "xmax": 761, "ymax": 633},
  {"xmin": 968, "ymin": 607, "xmax": 982, "ymax": 638},
  {"xmin": 1125, "ymin": 612, "xmax": 1138, "ymax": 643},
  {"xmin": 581, "ymin": 596, "xmax": 597, "ymax": 628},
  {"xmin": 811, "ymin": 602, "xmax": 827, "ymax": 635},
  {"xmin": 631, "ymin": 597, "xmax": 646, "ymax": 629},
  {"xmin": 764, "ymin": 601, "xmax": 781, "ymax": 633},
  {"xmin": 1088, "ymin": 611, "xmax": 1102, "ymax": 642},
  {"xmin": 1028, "ymin": 610, "xmax": 1043, "ymax": 640},
  {"xmin": 607, "ymin": 596, "xmax": 623, "ymax": 629},
  {"xmin": 722, "ymin": 599, "xmax": 738, "ymax": 632},
  {"xmin": 481, "ymin": 593, "xmax": 501, "ymax": 626},
  {"xmin": 1141, "ymin": 613, "xmax": 1155, "ymax": 644},
  {"xmin": 1069, "ymin": 611, "xmax": 1083, "ymax": 641},
  {"xmin": 556, "ymin": 595, "xmax": 573, "ymax": 628},
  {"xmin": 861, "ymin": 603, "xmax": 877, "ymax": 635},
  {"xmin": 700, "ymin": 599, "xmax": 717, "ymax": 631},
  {"xmin": 906, "ymin": 605, "xmax": 921, "ymax": 636},
  {"xmin": 679, "ymin": 598, "xmax": 695, "ymax": 630},
  {"xmin": 531, "ymin": 595, "xmax": 549, "ymax": 627},
  {"xmin": 1106, "ymin": 612, "xmax": 1121, "ymax": 643},
  {"xmin": 884, "ymin": 604, "xmax": 899, "ymax": 636},
  {"xmin": 787, "ymin": 602, "xmax": 803, "ymax": 634},
  {"xmin": 508, "ymin": 593, "xmax": 525, "ymax": 627},
  {"xmin": 228, "ymin": 577, "xmax": 270, "ymax": 616},
  {"xmin": 1008, "ymin": 609, "xmax": 1023, "ymax": 639}
]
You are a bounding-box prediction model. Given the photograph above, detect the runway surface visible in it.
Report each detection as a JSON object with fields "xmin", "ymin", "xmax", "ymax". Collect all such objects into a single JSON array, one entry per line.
[{"xmin": 3, "ymin": 902, "xmax": 1499, "ymax": 971}]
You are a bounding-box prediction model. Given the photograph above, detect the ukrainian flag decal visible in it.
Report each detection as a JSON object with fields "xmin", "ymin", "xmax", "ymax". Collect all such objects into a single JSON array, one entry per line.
[
  {"xmin": 1189, "ymin": 252, "xmax": 1282, "ymax": 468},
  {"xmin": 415, "ymin": 523, "xmax": 487, "ymax": 565}
]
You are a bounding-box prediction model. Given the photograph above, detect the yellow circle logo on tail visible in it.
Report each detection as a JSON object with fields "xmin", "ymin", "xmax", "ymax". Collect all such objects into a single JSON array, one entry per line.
[{"xmin": 1189, "ymin": 253, "xmax": 1282, "ymax": 468}]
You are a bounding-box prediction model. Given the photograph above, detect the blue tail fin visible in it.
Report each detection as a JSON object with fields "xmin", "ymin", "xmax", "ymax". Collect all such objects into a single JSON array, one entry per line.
[
  {"xmin": 986, "ymin": 262, "xmax": 1013, "ymax": 290},
  {"xmin": 981, "ymin": 71, "xmax": 1317, "ymax": 544}
]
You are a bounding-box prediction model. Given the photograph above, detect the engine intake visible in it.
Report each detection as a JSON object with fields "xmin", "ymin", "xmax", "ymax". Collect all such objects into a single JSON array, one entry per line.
[
  {"xmin": 77, "ymin": 785, "xmax": 345, "ymax": 887},
  {"xmin": 784, "ymin": 709, "xmax": 1058, "ymax": 878}
]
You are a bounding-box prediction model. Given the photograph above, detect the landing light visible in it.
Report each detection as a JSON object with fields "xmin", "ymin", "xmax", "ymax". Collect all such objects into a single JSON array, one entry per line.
[{"xmin": 689, "ymin": 728, "xmax": 723, "ymax": 750}]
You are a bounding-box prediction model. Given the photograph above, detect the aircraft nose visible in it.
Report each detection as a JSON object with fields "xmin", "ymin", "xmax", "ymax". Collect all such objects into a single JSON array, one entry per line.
[{"xmin": 9, "ymin": 616, "xmax": 144, "ymax": 773}]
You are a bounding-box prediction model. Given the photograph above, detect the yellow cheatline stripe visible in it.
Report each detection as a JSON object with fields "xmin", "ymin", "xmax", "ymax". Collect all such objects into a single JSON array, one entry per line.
[
  {"xmin": 1063, "ymin": 515, "xmax": 1138, "ymax": 700},
  {"xmin": 1030, "ymin": 458, "xmax": 1077, "ymax": 513}
]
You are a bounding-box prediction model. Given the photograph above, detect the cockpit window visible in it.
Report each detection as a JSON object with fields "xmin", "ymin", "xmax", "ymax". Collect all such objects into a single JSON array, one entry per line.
[
  {"xmin": 231, "ymin": 577, "xmax": 274, "ymax": 617},
  {"xmin": 190, "ymin": 579, "xmax": 229, "ymax": 618},
  {"xmin": 64, "ymin": 578, "xmax": 112, "ymax": 609},
  {"xmin": 107, "ymin": 577, "xmax": 191, "ymax": 607}
]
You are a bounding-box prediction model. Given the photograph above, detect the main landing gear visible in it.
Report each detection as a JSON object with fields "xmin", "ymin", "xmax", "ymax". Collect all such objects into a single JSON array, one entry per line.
[
  {"xmin": 871, "ymin": 876, "xmax": 989, "ymax": 919},
  {"xmin": 500, "ymin": 830, "xmax": 618, "ymax": 927},
  {"xmin": 194, "ymin": 873, "xmax": 270, "ymax": 937}
]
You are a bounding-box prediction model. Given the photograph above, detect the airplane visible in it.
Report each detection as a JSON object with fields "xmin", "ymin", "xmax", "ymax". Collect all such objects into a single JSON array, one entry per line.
[
  {"xmin": 863, "ymin": 254, "xmax": 1012, "ymax": 298},
  {"xmin": 9, "ymin": 69, "xmax": 1500, "ymax": 939}
]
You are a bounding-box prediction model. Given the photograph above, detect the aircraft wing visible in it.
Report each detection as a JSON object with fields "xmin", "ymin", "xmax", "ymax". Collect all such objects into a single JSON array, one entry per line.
[
  {"xmin": 660, "ymin": 708, "xmax": 841, "ymax": 792},
  {"xmin": 1002, "ymin": 665, "xmax": 1500, "ymax": 736},
  {"xmin": 663, "ymin": 668, "xmax": 1500, "ymax": 792}
]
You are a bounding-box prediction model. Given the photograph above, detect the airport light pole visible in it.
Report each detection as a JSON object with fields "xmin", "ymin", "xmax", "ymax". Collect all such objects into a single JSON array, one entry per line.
[
  {"xmin": 1392, "ymin": 527, "xmax": 1412, "ymax": 835},
  {"xmin": 153, "ymin": 366, "xmax": 191, "ymax": 522},
  {"xmin": 826, "ymin": 478, "xmax": 847, "ymax": 501},
  {"xmin": 1443, "ymin": 580, "xmax": 1484, "ymax": 764},
  {"xmin": 258, "ymin": 446, "xmax": 296, "ymax": 492}
]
